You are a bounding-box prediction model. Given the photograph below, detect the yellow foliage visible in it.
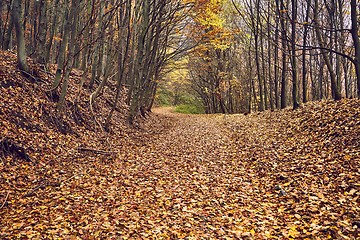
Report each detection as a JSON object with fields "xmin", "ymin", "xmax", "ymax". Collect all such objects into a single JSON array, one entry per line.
[{"xmin": 190, "ymin": 0, "xmax": 233, "ymax": 50}]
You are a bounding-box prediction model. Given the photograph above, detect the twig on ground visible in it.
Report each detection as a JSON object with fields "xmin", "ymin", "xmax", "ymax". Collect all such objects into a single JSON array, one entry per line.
[
  {"xmin": 60, "ymin": 175, "xmax": 77, "ymax": 187},
  {"xmin": 22, "ymin": 181, "xmax": 60, "ymax": 198},
  {"xmin": 23, "ymin": 184, "xmax": 46, "ymax": 198},
  {"xmin": 76, "ymin": 147, "xmax": 117, "ymax": 155},
  {"xmin": 18, "ymin": 70, "xmax": 46, "ymax": 84},
  {"xmin": 0, "ymin": 192, "xmax": 10, "ymax": 209},
  {"xmin": 89, "ymin": 93, "xmax": 104, "ymax": 132}
]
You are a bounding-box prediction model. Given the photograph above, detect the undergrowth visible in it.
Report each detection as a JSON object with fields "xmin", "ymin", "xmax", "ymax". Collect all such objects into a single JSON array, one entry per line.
[{"xmin": 175, "ymin": 104, "xmax": 204, "ymax": 114}]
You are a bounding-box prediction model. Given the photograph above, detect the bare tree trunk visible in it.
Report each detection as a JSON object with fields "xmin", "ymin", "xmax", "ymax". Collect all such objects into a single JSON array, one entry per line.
[
  {"xmin": 3, "ymin": 1, "xmax": 14, "ymax": 50},
  {"xmin": 309, "ymin": 50, "xmax": 315, "ymax": 100},
  {"xmin": 350, "ymin": 0, "xmax": 360, "ymax": 98},
  {"xmin": 248, "ymin": 43, "xmax": 253, "ymax": 113},
  {"xmin": 0, "ymin": 1, "xmax": 4, "ymax": 46},
  {"xmin": 276, "ymin": 0, "xmax": 288, "ymax": 109},
  {"xmin": 337, "ymin": 0, "xmax": 348, "ymax": 97},
  {"xmin": 260, "ymin": 21, "xmax": 268, "ymax": 110},
  {"xmin": 319, "ymin": 59, "xmax": 325, "ymax": 99},
  {"xmin": 254, "ymin": 0, "xmax": 264, "ymax": 111},
  {"xmin": 45, "ymin": 0, "xmax": 60, "ymax": 64},
  {"xmin": 314, "ymin": 0, "xmax": 341, "ymax": 100},
  {"xmin": 267, "ymin": 1, "xmax": 274, "ymax": 111},
  {"xmin": 274, "ymin": 15, "xmax": 280, "ymax": 109},
  {"xmin": 12, "ymin": 0, "xmax": 29, "ymax": 72},
  {"xmin": 105, "ymin": 1, "xmax": 132, "ymax": 128},
  {"xmin": 57, "ymin": 0, "xmax": 80, "ymax": 111},
  {"xmin": 291, "ymin": 0, "xmax": 299, "ymax": 109},
  {"xmin": 343, "ymin": 59, "xmax": 349, "ymax": 98},
  {"xmin": 302, "ymin": 0, "xmax": 311, "ymax": 103},
  {"xmin": 34, "ymin": 0, "xmax": 47, "ymax": 64},
  {"xmin": 52, "ymin": 0, "xmax": 70, "ymax": 90},
  {"xmin": 80, "ymin": 0, "xmax": 95, "ymax": 71},
  {"xmin": 94, "ymin": 2, "xmax": 106, "ymax": 86}
]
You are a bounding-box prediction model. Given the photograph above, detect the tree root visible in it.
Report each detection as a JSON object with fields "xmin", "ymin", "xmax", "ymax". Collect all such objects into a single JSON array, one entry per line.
[
  {"xmin": 77, "ymin": 147, "xmax": 117, "ymax": 155},
  {"xmin": 0, "ymin": 137, "xmax": 33, "ymax": 163}
]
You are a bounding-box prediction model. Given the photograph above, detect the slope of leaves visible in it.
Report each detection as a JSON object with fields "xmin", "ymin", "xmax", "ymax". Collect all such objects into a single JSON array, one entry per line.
[
  {"xmin": 1, "ymin": 51, "xmax": 359, "ymax": 239},
  {"xmin": 222, "ymin": 100, "xmax": 360, "ymax": 239},
  {"xmin": 0, "ymin": 50, "xmax": 167, "ymax": 238}
]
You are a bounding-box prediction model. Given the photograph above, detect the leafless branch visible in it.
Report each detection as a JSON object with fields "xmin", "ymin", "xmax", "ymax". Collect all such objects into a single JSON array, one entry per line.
[{"xmin": 0, "ymin": 192, "xmax": 10, "ymax": 209}]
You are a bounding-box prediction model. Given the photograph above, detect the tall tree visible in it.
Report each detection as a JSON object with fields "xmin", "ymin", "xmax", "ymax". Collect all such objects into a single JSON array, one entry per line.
[
  {"xmin": 57, "ymin": 0, "xmax": 80, "ymax": 112},
  {"xmin": 290, "ymin": 0, "xmax": 299, "ymax": 109},
  {"xmin": 12, "ymin": 0, "xmax": 29, "ymax": 72},
  {"xmin": 276, "ymin": 0, "xmax": 288, "ymax": 109},
  {"xmin": 301, "ymin": 0, "xmax": 311, "ymax": 103},
  {"xmin": 314, "ymin": 0, "xmax": 341, "ymax": 100},
  {"xmin": 350, "ymin": 0, "xmax": 360, "ymax": 98}
]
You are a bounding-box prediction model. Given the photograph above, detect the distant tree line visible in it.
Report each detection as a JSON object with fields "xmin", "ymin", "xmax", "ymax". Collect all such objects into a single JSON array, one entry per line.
[
  {"xmin": 0, "ymin": 0, "xmax": 193, "ymax": 126},
  {"xmin": 1, "ymin": 0, "xmax": 359, "ymax": 119},
  {"xmin": 187, "ymin": 0, "xmax": 360, "ymax": 114}
]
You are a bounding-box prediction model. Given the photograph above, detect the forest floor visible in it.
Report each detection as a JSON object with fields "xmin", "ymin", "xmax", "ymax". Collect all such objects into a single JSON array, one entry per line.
[{"xmin": 1, "ymin": 51, "xmax": 360, "ymax": 239}]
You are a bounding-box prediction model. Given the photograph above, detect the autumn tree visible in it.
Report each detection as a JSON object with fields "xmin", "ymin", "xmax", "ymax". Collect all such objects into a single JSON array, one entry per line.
[
  {"xmin": 187, "ymin": 0, "xmax": 236, "ymax": 114},
  {"xmin": 2, "ymin": 0, "xmax": 359, "ymax": 122},
  {"xmin": 350, "ymin": 0, "xmax": 360, "ymax": 98}
]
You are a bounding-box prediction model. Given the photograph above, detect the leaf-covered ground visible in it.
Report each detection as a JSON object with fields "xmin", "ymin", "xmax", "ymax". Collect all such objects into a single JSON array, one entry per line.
[{"xmin": 1, "ymin": 51, "xmax": 360, "ymax": 239}]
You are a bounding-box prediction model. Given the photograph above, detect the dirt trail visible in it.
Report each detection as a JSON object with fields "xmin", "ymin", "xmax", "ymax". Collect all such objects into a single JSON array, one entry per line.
[
  {"xmin": 128, "ymin": 109, "xmax": 256, "ymax": 236},
  {"xmin": 121, "ymin": 107, "xmax": 359, "ymax": 239},
  {"xmin": 1, "ymin": 105, "xmax": 359, "ymax": 239}
]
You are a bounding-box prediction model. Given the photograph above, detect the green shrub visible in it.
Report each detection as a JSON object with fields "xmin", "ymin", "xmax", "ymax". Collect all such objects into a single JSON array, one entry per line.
[
  {"xmin": 175, "ymin": 104, "xmax": 204, "ymax": 114},
  {"xmin": 155, "ymin": 88, "xmax": 173, "ymax": 106}
]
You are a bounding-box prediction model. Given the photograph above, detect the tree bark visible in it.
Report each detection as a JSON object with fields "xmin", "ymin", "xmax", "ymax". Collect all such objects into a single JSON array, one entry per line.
[
  {"xmin": 350, "ymin": 0, "xmax": 360, "ymax": 98},
  {"xmin": 274, "ymin": 15, "xmax": 280, "ymax": 109},
  {"xmin": 45, "ymin": 0, "xmax": 60, "ymax": 63},
  {"xmin": 51, "ymin": 0, "xmax": 70, "ymax": 90},
  {"xmin": 302, "ymin": 0, "xmax": 311, "ymax": 103},
  {"xmin": 314, "ymin": 0, "xmax": 341, "ymax": 100},
  {"xmin": 291, "ymin": 0, "xmax": 299, "ymax": 109},
  {"xmin": 57, "ymin": 0, "xmax": 80, "ymax": 111},
  {"xmin": 0, "ymin": 1, "xmax": 4, "ymax": 46},
  {"xmin": 276, "ymin": 0, "xmax": 288, "ymax": 109},
  {"xmin": 12, "ymin": 0, "xmax": 29, "ymax": 72},
  {"xmin": 3, "ymin": 1, "xmax": 14, "ymax": 50},
  {"xmin": 34, "ymin": 0, "xmax": 47, "ymax": 64}
]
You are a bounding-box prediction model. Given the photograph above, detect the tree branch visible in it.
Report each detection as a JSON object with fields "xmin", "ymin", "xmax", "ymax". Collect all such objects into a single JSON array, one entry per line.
[
  {"xmin": 296, "ymin": 44, "xmax": 355, "ymax": 64},
  {"xmin": 0, "ymin": 192, "xmax": 10, "ymax": 209}
]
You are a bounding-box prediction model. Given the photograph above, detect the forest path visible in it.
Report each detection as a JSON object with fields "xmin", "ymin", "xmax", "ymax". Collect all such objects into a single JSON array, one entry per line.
[
  {"xmin": 122, "ymin": 106, "xmax": 358, "ymax": 239},
  {"xmin": 120, "ymin": 107, "xmax": 298, "ymax": 238},
  {"xmin": 2, "ymin": 105, "xmax": 359, "ymax": 239},
  {"xmin": 92, "ymin": 107, "xmax": 280, "ymax": 238}
]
